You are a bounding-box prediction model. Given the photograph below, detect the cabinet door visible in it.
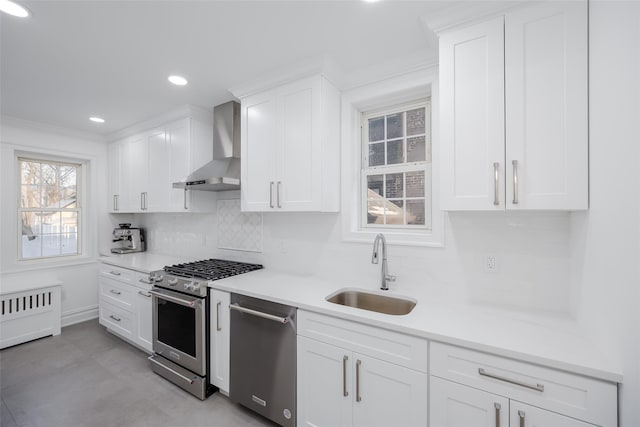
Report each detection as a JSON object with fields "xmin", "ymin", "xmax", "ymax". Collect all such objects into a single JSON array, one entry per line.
[
  {"xmin": 107, "ymin": 142, "xmax": 121, "ymax": 212},
  {"xmin": 430, "ymin": 376, "xmax": 508, "ymax": 427},
  {"xmin": 510, "ymin": 401, "xmax": 594, "ymax": 427},
  {"xmin": 440, "ymin": 16, "xmax": 506, "ymax": 211},
  {"xmin": 146, "ymin": 128, "xmax": 169, "ymax": 211},
  {"xmin": 166, "ymin": 119, "xmax": 191, "ymax": 212},
  {"xmin": 210, "ymin": 290, "xmax": 230, "ymax": 393},
  {"xmin": 297, "ymin": 336, "xmax": 352, "ymax": 427},
  {"xmin": 241, "ymin": 90, "xmax": 278, "ymax": 211},
  {"xmin": 277, "ymin": 76, "xmax": 322, "ymax": 211},
  {"xmin": 505, "ymin": 1, "xmax": 588, "ymax": 210},
  {"xmin": 352, "ymin": 353, "xmax": 428, "ymax": 427},
  {"xmin": 135, "ymin": 286, "xmax": 153, "ymax": 352},
  {"xmin": 128, "ymin": 134, "xmax": 148, "ymax": 212}
]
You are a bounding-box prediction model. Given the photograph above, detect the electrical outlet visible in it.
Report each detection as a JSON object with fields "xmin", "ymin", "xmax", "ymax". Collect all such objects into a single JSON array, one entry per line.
[{"xmin": 484, "ymin": 254, "xmax": 499, "ymax": 273}]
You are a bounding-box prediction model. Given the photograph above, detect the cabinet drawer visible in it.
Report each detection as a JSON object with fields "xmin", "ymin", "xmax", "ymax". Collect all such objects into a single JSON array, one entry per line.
[
  {"xmin": 298, "ymin": 310, "xmax": 428, "ymax": 372},
  {"xmin": 430, "ymin": 342, "xmax": 617, "ymax": 426},
  {"xmin": 99, "ymin": 278, "xmax": 135, "ymax": 311},
  {"xmin": 99, "ymin": 264, "xmax": 135, "ymax": 284},
  {"xmin": 99, "ymin": 301, "xmax": 135, "ymax": 340}
]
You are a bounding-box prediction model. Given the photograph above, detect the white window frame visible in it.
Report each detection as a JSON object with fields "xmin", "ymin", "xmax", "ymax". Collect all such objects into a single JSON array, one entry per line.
[
  {"xmin": 360, "ymin": 99, "xmax": 431, "ymax": 230},
  {"xmin": 16, "ymin": 155, "xmax": 86, "ymax": 262},
  {"xmin": 341, "ymin": 67, "xmax": 444, "ymax": 247}
]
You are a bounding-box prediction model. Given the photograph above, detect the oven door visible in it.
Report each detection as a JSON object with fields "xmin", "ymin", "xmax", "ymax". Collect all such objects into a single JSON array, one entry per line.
[{"xmin": 150, "ymin": 287, "xmax": 206, "ymax": 376}]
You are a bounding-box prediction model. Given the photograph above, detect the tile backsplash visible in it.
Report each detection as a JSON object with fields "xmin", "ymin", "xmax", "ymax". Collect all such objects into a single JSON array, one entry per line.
[{"xmin": 217, "ymin": 199, "xmax": 263, "ymax": 252}]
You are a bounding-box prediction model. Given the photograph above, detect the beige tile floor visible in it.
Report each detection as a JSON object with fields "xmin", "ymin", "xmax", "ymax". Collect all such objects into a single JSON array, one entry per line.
[{"xmin": 0, "ymin": 320, "xmax": 275, "ymax": 427}]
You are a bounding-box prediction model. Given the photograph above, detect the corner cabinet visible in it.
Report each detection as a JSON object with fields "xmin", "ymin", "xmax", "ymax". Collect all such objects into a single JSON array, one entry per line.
[
  {"xmin": 239, "ymin": 75, "xmax": 341, "ymax": 212},
  {"xmin": 209, "ymin": 289, "xmax": 230, "ymax": 394},
  {"xmin": 108, "ymin": 106, "xmax": 213, "ymax": 213},
  {"xmin": 297, "ymin": 310, "xmax": 428, "ymax": 427},
  {"xmin": 439, "ymin": 1, "xmax": 588, "ymax": 211}
]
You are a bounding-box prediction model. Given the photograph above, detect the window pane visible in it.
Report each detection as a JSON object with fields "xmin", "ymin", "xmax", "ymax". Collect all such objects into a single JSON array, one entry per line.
[
  {"xmin": 42, "ymin": 234, "xmax": 61, "ymax": 257},
  {"xmin": 22, "ymin": 235, "xmax": 41, "ymax": 258},
  {"xmin": 407, "ymin": 200, "xmax": 425, "ymax": 225},
  {"xmin": 387, "ymin": 139, "xmax": 404, "ymax": 165},
  {"xmin": 367, "ymin": 175, "xmax": 384, "ymax": 198},
  {"xmin": 21, "ymin": 211, "xmax": 41, "ymax": 237},
  {"xmin": 406, "ymin": 107, "xmax": 426, "ymax": 136},
  {"xmin": 60, "ymin": 165, "xmax": 77, "ymax": 206},
  {"xmin": 367, "ymin": 200, "xmax": 384, "ymax": 224},
  {"xmin": 407, "ymin": 136, "xmax": 426, "ymax": 163},
  {"xmin": 43, "ymin": 183, "xmax": 59, "ymax": 208},
  {"xmin": 386, "ymin": 113, "xmax": 403, "ymax": 139},
  {"xmin": 406, "ymin": 171, "xmax": 425, "ymax": 197},
  {"xmin": 61, "ymin": 233, "xmax": 78, "ymax": 255},
  {"xmin": 386, "ymin": 200, "xmax": 404, "ymax": 225},
  {"xmin": 21, "ymin": 184, "xmax": 42, "ymax": 208},
  {"xmin": 368, "ymin": 143, "xmax": 384, "ymax": 167},
  {"xmin": 385, "ymin": 173, "xmax": 403, "ymax": 198},
  {"xmin": 369, "ymin": 117, "xmax": 384, "ymax": 142}
]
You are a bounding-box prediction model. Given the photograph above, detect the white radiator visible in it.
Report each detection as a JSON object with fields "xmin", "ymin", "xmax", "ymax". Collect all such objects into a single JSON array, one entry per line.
[{"xmin": 0, "ymin": 282, "xmax": 62, "ymax": 349}]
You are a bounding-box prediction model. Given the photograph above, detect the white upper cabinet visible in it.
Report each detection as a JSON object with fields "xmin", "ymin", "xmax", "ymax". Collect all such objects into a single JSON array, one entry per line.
[
  {"xmin": 107, "ymin": 107, "xmax": 213, "ymax": 213},
  {"xmin": 440, "ymin": 1, "xmax": 588, "ymax": 211},
  {"xmin": 240, "ymin": 75, "xmax": 340, "ymax": 212}
]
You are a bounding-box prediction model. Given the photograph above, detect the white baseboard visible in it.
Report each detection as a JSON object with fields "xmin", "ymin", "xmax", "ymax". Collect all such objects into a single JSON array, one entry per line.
[{"xmin": 62, "ymin": 305, "xmax": 98, "ymax": 327}]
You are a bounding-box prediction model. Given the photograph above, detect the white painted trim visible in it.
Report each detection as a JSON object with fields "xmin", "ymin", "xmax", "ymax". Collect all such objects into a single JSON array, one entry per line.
[
  {"xmin": 421, "ymin": 1, "xmax": 528, "ymax": 35},
  {"xmin": 340, "ymin": 66, "xmax": 445, "ymax": 248},
  {"xmin": 106, "ymin": 104, "xmax": 213, "ymax": 142},
  {"xmin": 0, "ymin": 115, "xmax": 105, "ymax": 143},
  {"xmin": 62, "ymin": 304, "xmax": 98, "ymax": 327}
]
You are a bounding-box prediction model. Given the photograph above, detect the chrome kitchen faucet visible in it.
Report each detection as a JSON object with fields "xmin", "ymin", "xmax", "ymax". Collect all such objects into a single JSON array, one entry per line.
[{"xmin": 371, "ymin": 233, "xmax": 396, "ymax": 290}]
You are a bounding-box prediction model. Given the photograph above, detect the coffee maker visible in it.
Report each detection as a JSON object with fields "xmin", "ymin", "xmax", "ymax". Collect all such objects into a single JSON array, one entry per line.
[{"xmin": 111, "ymin": 223, "xmax": 145, "ymax": 254}]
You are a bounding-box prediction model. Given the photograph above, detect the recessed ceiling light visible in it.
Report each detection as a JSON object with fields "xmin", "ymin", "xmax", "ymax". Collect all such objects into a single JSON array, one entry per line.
[
  {"xmin": 0, "ymin": 0, "xmax": 30, "ymax": 17},
  {"xmin": 168, "ymin": 75, "xmax": 188, "ymax": 86},
  {"xmin": 89, "ymin": 117, "xmax": 105, "ymax": 123}
]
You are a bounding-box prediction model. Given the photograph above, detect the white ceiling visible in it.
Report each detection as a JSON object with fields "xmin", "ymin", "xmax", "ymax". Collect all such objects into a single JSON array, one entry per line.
[{"xmin": 1, "ymin": 0, "xmax": 453, "ymax": 136}]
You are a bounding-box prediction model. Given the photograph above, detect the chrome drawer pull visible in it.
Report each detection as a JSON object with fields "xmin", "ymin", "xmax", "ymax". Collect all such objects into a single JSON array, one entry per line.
[
  {"xmin": 493, "ymin": 162, "xmax": 500, "ymax": 206},
  {"xmin": 138, "ymin": 291, "xmax": 151, "ymax": 298},
  {"xmin": 494, "ymin": 402, "xmax": 501, "ymax": 427},
  {"xmin": 216, "ymin": 301, "xmax": 222, "ymax": 331},
  {"xmin": 269, "ymin": 181, "xmax": 274, "ymax": 208},
  {"xmin": 138, "ymin": 278, "xmax": 152, "ymax": 284},
  {"xmin": 355, "ymin": 359, "xmax": 362, "ymax": 402},
  {"xmin": 277, "ymin": 181, "xmax": 282, "ymax": 208},
  {"xmin": 109, "ymin": 271, "xmax": 121, "ymax": 276},
  {"xmin": 343, "ymin": 355, "xmax": 349, "ymax": 397},
  {"xmin": 229, "ymin": 303, "xmax": 288, "ymax": 324},
  {"xmin": 109, "ymin": 314, "xmax": 121, "ymax": 322},
  {"xmin": 518, "ymin": 410, "xmax": 525, "ymax": 427},
  {"xmin": 478, "ymin": 368, "xmax": 544, "ymax": 392},
  {"xmin": 109, "ymin": 289, "xmax": 121, "ymax": 295},
  {"xmin": 512, "ymin": 160, "xmax": 519, "ymax": 204}
]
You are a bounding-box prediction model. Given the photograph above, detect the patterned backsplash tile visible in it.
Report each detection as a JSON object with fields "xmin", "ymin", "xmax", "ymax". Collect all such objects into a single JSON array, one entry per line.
[{"xmin": 217, "ymin": 199, "xmax": 263, "ymax": 253}]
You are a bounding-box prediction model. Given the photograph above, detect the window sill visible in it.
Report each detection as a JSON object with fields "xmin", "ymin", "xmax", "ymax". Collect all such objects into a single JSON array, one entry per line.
[
  {"xmin": 2, "ymin": 256, "xmax": 98, "ymax": 274},
  {"xmin": 342, "ymin": 226, "xmax": 444, "ymax": 248}
]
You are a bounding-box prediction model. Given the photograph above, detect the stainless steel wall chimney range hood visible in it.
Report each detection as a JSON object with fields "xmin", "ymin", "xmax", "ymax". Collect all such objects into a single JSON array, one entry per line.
[{"xmin": 173, "ymin": 101, "xmax": 241, "ymax": 191}]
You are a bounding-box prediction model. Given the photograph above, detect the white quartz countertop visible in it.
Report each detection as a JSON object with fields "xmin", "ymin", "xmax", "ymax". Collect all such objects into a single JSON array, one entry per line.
[
  {"xmin": 98, "ymin": 252, "xmax": 190, "ymax": 274},
  {"xmin": 209, "ymin": 269, "xmax": 623, "ymax": 383}
]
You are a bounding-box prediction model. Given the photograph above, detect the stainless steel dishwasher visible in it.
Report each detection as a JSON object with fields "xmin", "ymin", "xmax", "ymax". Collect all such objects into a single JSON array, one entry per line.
[{"xmin": 229, "ymin": 293, "xmax": 297, "ymax": 427}]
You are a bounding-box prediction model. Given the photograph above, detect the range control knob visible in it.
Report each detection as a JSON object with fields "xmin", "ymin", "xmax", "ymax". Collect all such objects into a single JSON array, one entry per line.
[{"xmin": 168, "ymin": 278, "xmax": 178, "ymax": 286}]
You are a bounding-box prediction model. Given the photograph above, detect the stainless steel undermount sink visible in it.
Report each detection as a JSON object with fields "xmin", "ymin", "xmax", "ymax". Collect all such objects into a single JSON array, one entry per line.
[{"xmin": 325, "ymin": 288, "xmax": 416, "ymax": 315}]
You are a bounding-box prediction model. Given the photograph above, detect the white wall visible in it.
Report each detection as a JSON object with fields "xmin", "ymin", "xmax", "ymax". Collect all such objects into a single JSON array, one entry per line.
[
  {"xmin": 0, "ymin": 117, "xmax": 109, "ymax": 326},
  {"xmin": 570, "ymin": 2, "xmax": 640, "ymax": 425}
]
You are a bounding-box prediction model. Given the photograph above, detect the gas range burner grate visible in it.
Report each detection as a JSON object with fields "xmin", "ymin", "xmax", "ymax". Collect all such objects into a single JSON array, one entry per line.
[{"xmin": 163, "ymin": 258, "xmax": 263, "ymax": 281}]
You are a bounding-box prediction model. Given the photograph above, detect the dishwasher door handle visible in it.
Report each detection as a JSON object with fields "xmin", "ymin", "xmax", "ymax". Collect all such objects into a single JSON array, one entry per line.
[{"xmin": 229, "ymin": 303, "xmax": 289, "ymax": 324}]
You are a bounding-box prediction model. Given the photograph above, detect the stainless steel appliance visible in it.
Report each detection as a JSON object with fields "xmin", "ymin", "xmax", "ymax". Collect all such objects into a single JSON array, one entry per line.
[
  {"xmin": 230, "ymin": 293, "xmax": 297, "ymax": 427},
  {"xmin": 172, "ymin": 101, "xmax": 241, "ymax": 191},
  {"xmin": 148, "ymin": 259, "xmax": 262, "ymax": 400},
  {"xmin": 110, "ymin": 223, "xmax": 145, "ymax": 254}
]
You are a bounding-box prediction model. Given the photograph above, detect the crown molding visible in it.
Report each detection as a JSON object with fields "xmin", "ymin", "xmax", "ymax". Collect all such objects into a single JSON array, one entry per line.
[
  {"xmin": 0, "ymin": 115, "xmax": 105, "ymax": 143},
  {"xmin": 421, "ymin": 1, "xmax": 528, "ymax": 35}
]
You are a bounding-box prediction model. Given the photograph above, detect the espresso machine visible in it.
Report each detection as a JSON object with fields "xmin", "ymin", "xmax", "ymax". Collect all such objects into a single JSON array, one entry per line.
[{"xmin": 111, "ymin": 223, "xmax": 145, "ymax": 254}]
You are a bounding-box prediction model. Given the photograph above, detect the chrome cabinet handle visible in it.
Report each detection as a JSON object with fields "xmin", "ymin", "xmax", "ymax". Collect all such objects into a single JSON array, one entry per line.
[
  {"xmin": 277, "ymin": 181, "xmax": 282, "ymax": 208},
  {"xmin": 355, "ymin": 359, "xmax": 362, "ymax": 402},
  {"xmin": 138, "ymin": 290, "xmax": 151, "ymax": 298},
  {"xmin": 113, "ymin": 195, "xmax": 118, "ymax": 211},
  {"xmin": 478, "ymin": 368, "xmax": 544, "ymax": 392},
  {"xmin": 109, "ymin": 314, "xmax": 121, "ymax": 322},
  {"xmin": 148, "ymin": 356, "xmax": 196, "ymax": 385},
  {"xmin": 343, "ymin": 355, "xmax": 349, "ymax": 397},
  {"xmin": 216, "ymin": 301, "xmax": 222, "ymax": 331},
  {"xmin": 518, "ymin": 410, "xmax": 525, "ymax": 427},
  {"xmin": 493, "ymin": 162, "xmax": 500, "ymax": 206},
  {"xmin": 109, "ymin": 289, "xmax": 121, "ymax": 295},
  {"xmin": 183, "ymin": 189, "xmax": 188, "ymax": 210},
  {"xmin": 512, "ymin": 160, "xmax": 519, "ymax": 204},
  {"xmin": 138, "ymin": 278, "xmax": 152, "ymax": 284},
  {"xmin": 494, "ymin": 403, "xmax": 501, "ymax": 427},
  {"xmin": 229, "ymin": 303, "xmax": 288, "ymax": 324},
  {"xmin": 269, "ymin": 181, "xmax": 274, "ymax": 208},
  {"xmin": 109, "ymin": 271, "xmax": 121, "ymax": 276}
]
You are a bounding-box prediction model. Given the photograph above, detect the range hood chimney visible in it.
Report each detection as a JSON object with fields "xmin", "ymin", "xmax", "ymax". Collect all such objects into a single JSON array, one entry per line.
[{"xmin": 173, "ymin": 101, "xmax": 241, "ymax": 191}]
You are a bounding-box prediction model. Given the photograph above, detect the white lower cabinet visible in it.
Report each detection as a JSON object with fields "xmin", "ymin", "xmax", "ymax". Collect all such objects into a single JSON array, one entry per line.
[
  {"xmin": 209, "ymin": 289, "xmax": 230, "ymax": 394},
  {"xmin": 429, "ymin": 342, "xmax": 617, "ymax": 427},
  {"xmin": 98, "ymin": 264, "xmax": 154, "ymax": 353},
  {"xmin": 297, "ymin": 310, "xmax": 428, "ymax": 427}
]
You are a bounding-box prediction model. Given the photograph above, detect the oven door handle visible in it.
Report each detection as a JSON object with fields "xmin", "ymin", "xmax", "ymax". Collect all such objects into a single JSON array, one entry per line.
[
  {"xmin": 229, "ymin": 303, "xmax": 289, "ymax": 324},
  {"xmin": 149, "ymin": 290, "xmax": 196, "ymax": 308}
]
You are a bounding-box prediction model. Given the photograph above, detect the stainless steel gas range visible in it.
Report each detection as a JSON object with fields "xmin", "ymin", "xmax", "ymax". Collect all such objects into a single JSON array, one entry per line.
[{"xmin": 147, "ymin": 258, "xmax": 262, "ymax": 400}]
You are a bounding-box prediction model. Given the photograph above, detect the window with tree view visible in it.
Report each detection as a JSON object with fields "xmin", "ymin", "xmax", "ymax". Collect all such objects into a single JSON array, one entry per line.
[
  {"xmin": 362, "ymin": 100, "xmax": 431, "ymax": 229},
  {"xmin": 19, "ymin": 157, "xmax": 81, "ymax": 260}
]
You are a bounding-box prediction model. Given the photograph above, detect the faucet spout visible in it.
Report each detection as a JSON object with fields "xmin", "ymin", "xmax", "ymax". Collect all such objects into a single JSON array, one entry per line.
[{"xmin": 371, "ymin": 233, "xmax": 396, "ymax": 290}]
